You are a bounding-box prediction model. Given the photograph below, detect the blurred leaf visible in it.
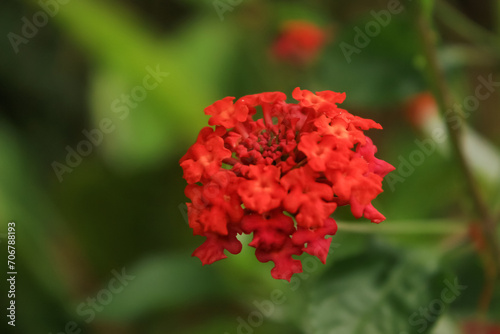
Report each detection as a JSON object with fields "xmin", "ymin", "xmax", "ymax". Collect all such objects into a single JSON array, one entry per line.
[
  {"xmin": 430, "ymin": 315, "xmax": 461, "ymax": 334},
  {"xmin": 320, "ymin": 17, "xmax": 425, "ymax": 108},
  {"xmin": 96, "ymin": 253, "xmax": 232, "ymax": 321},
  {"xmin": 272, "ymin": 2, "xmax": 328, "ymax": 25},
  {"xmin": 379, "ymin": 126, "xmax": 462, "ymax": 220},
  {"xmin": 443, "ymin": 250, "xmax": 500, "ymax": 321},
  {"xmin": 88, "ymin": 68, "xmax": 174, "ymax": 170},
  {"xmin": 46, "ymin": 0, "xmax": 238, "ymax": 171},
  {"xmin": 418, "ymin": 114, "xmax": 500, "ymax": 211},
  {"xmin": 460, "ymin": 126, "xmax": 500, "ymax": 207},
  {"xmin": 0, "ymin": 121, "xmax": 68, "ymax": 301},
  {"xmin": 177, "ymin": 315, "xmax": 303, "ymax": 334}
]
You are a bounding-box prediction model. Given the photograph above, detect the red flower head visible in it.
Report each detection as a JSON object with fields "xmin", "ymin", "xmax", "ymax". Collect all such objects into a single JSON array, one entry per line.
[
  {"xmin": 271, "ymin": 20, "xmax": 327, "ymax": 66},
  {"xmin": 180, "ymin": 88, "xmax": 395, "ymax": 281}
]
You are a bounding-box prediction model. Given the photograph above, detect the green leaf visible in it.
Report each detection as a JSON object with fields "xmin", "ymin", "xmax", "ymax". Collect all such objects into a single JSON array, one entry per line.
[
  {"xmin": 46, "ymin": 0, "xmax": 238, "ymax": 171},
  {"xmin": 443, "ymin": 250, "xmax": 500, "ymax": 321},
  {"xmin": 302, "ymin": 243, "xmax": 445, "ymax": 334}
]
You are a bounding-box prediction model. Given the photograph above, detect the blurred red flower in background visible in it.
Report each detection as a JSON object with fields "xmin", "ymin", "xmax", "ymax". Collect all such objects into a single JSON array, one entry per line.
[
  {"xmin": 180, "ymin": 88, "xmax": 394, "ymax": 281},
  {"xmin": 271, "ymin": 20, "xmax": 327, "ymax": 66},
  {"xmin": 405, "ymin": 92, "xmax": 438, "ymax": 127}
]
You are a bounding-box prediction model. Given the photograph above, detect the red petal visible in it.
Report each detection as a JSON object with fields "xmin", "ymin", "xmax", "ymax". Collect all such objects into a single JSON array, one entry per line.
[{"xmin": 192, "ymin": 228, "xmax": 242, "ymax": 265}]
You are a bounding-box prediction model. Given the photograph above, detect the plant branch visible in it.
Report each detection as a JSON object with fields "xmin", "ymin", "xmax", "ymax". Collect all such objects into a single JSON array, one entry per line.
[
  {"xmin": 337, "ymin": 220, "xmax": 467, "ymax": 235},
  {"xmin": 496, "ymin": 0, "xmax": 500, "ymax": 37},
  {"xmin": 415, "ymin": 1, "xmax": 500, "ymax": 312}
]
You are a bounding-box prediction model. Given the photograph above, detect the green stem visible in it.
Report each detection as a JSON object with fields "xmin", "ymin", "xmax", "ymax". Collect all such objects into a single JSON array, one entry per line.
[
  {"xmin": 337, "ymin": 220, "xmax": 466, "ymax": 235},
  {"xmin": 496, "ymin": 0, "xmax": 500, "ymax": 36},
  {"xmin": 415, "ymin": 2, "xmax": 500, "ymax": 313}
]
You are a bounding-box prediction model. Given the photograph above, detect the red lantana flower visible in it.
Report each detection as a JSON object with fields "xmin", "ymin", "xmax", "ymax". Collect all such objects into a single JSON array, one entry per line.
[
  {"xmin": 180, "ymin": 88, "xmax": 394, "ymax": 281},
  {"xmin": 272, "ymin": 20, "xmax": 327, "ymax": 66}
]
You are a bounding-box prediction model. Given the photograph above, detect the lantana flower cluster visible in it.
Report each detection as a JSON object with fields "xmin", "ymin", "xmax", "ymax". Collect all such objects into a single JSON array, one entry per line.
[{"xmin": 180, "ymin": 88, "xmax": 394, "ymax": 281}]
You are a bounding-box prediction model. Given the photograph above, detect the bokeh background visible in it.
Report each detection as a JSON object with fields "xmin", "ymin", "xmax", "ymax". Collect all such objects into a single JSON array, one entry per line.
[{"xmin": 1, "ymin": 0, "xmax": 500, "ymax": 333}]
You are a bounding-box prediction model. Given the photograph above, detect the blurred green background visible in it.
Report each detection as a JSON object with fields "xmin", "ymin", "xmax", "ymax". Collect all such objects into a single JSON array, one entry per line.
[{"xmin": 1, "ymin": 0, "xmax": 500, "ymax": 333}]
